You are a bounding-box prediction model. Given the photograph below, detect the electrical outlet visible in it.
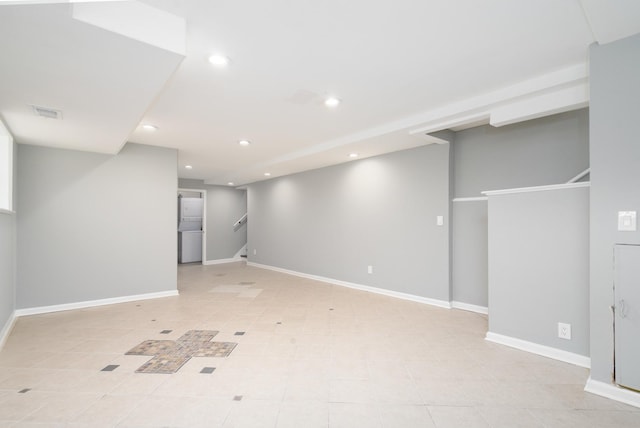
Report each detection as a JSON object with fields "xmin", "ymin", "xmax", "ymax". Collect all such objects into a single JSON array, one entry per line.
[
  {"xmin": 367, "ymin": 265, "xmax": 373, "ymax": 274},
  {"xmin": 558, "ymin": 322, "xmax": 571, "ymax": 340},
  {"xmin": 253, "ymin": 249, "xmax": 257, "ymax": 255}
]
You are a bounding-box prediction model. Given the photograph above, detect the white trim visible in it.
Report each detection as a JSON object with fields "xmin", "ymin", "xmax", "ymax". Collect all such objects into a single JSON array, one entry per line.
[
  {"xmin": 567, "ymin": 168, "xmax": 590, "ymax": 184},
  {"xmin": 452, "ymin": 197, "xmax": 488, "ymax": 203},
  {"xmin": 451, "ymin": 301, "xmax": 488, "ymax": 315},
  {"xmin": 203, "ymin": 257, "xmax": 242, "ymax": 265},
  {"xmin": 0, "ymin": 311, "xmax": 17, "ymax": 351},
  {"xmin": 489, "ymin": 83, "xmax": 589, "ymax": 128},
  {"xmin": 485, "ymin": 332, "xmax": 590, "ymax": 368},
  {"xmin": 406, "ymin": 63, "xmax": 587, "ymax": 136},
  {"xmin": 247, "ymin": 262, "xmax": 452, "ymax": 309},
  {"xmin": 0, "ymin": 208, "xmax": 15, "ymax": 215},
  {"xmin": 233, "ymin": 244, "xmax": 247, "ymax": 259},
  {"xmin": 482, "ymin": 182, "xmax": 590, "ymax": 197},
  {"xmin": 584, "ymin": 377, "xmax": 640, "ymax": 409},
  {"xmin": 409, "ymin": 111, "xmax": 490, "ymax": 136},
  {"xmin": 233, "ymin": 213, "xmax": 247, "ymax": 228},
  {"xmin": 14, "ymin": 290, "xmax": 179, "ymax": 317}
]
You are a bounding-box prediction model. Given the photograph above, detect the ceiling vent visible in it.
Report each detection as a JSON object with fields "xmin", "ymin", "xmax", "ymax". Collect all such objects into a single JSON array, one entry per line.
[{"xmin": 31, "ymin": 105, "xmax": 63, "ymax": 120}]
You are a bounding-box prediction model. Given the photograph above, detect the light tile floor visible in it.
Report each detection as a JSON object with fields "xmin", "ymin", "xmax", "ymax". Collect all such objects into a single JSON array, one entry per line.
[{"xmin": 0, "ymin": 262, "xmax": 639, "ymax": 427}]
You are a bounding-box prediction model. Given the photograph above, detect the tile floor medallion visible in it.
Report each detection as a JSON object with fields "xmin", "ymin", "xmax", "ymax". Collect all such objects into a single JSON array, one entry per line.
[{"xmin": 125, "ymin": 330, "xmax": 237, "ymax": 374}]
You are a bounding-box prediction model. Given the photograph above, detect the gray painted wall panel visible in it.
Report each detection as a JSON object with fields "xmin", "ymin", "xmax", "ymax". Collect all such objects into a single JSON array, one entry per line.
[
  {"xmin": 0, "ymin": 213, "xmax": 15, "ymax": 331},
  {"xmin": 248, "ymin": 144, "xmax": 451, "ymax": 301},
  {"xmin": 178, "ymin": 180, "xmax": 247, "ymax": 261},
  {"xmin": 451, "ymin": 110, "xmax": 589, "ymax": 309},
  {"xmin": 1, "ymin": 142, "xmax": 17, "ymax": 333},
  {"xmin": 16, "ymin": 143, "xmax": 177, "ymax": 308},
  {"xmin": 589, "ymin": 33, "xmax": 640, "ymax": 383},
  {"xmin": 452, "ymin": 200, "xmax": 488, "ymax": 306},
  {"xmin": 488, "ymin": 187, "xmax": 590, "ymax": 356},
  {"xmin": 454, "ymin": 109, "xmax": 589, "ymax": 198}
]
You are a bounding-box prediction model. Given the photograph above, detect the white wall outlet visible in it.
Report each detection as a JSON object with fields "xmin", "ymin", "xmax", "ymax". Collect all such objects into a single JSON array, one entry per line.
[
  {"xmin": 253, "ymin": 249, "xmax": 257, "ymax": 255},
  {"xmin": 367, "ymin": 265, "xmax": 373, "ymax": 274},
  {"xmin": 436, "ymin": 215, "xmax": 444, "ymax": 226},
  {"xmin": 558, "ymin": 322, "xmax": 572, "ymax": 340},
  {"xmin": 618, "ymin": 211, "xmax": 637, "ymax": 231}
]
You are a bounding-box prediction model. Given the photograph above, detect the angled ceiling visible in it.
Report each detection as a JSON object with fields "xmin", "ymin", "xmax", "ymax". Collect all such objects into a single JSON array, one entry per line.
[{"xmin": 1, "ymin": 0, "xmax": 639, "ymax": 186}]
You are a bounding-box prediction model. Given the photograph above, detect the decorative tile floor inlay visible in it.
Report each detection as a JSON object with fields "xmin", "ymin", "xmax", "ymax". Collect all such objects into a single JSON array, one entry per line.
[{"xmin": 125, "ymin": 330, "xmax": 237, "ymax": 374}]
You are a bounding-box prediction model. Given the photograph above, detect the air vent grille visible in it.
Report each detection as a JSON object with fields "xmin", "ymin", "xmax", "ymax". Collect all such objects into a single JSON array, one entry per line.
[{"xmin": 31, "ymin": 105, "xmax": 62, "ymax": 120}]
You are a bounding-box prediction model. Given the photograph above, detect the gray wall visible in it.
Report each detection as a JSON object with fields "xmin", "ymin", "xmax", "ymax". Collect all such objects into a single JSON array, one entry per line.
[
  {"xmin": 488, "ymin": 187, "xmax": 590, "ymax": 356},
  {"xmin": 17, "ymin": 143, "xmax": 178, "ymax": 308},
  {"xmin": 178, "ymin": 179, "xmax": 247, "ymax": 261},
  {"xmin": 453, "ymin": 109, "xmax": 590, "ymax": 198},
  {"xmin": 0, "ymin": 142, "xmax": 17, "ymax": 335},
  {"xmin": 248, "ymin": 144, "xmax": 451, "ymax": 301},
  {"xmin": 452, "ymin": 200, "xmax": 487, "ymax": 306},
  {"xmin": 0, "ymin": 214, "xmax": 15, "ymax": 331},
  {"xmin": 589, "ymin": 34, "xmax": 640, "ymax": 383},
  {"xmin": 451, "ymin": 110, "xmax": 589, "ymax": 308}
]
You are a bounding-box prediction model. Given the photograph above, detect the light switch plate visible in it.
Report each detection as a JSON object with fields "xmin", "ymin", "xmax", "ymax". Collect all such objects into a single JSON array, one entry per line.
[{"xmin": 618, "ymin": 211, "xmax": 637, "ymax": 231}]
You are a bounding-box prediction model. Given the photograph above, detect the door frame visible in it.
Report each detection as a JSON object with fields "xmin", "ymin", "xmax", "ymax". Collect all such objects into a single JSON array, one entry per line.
[{"xmin": 178, "ymin": 188, "xmax": 207, "ymax": 264}]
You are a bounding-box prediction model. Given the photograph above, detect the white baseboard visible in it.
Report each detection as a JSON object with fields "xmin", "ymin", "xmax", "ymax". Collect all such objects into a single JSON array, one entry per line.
[
  {"xmin": 0, "ymin": 311, "xmax": 17, "ymax": 351},
  {"xmin": 585, "ymin": 377, "xmax": 640, "ymax": 409},
  {"xmin": 247, "ymin": 262, "xmax": 452, "ymax": 309},
  {"xmin": 485, "ymin": 331, "xmax": 590, "ymax": 368},
  {"xmin": 14, "ymin": 290, "xmax": 179, "ymax": 317},
  {"xmin": 203, "ymin": 257, "xmax": 242, "ymax": 266},
  {"xmin": 452, "ymin": 301, "xmax": 488, "ymax": 315}
]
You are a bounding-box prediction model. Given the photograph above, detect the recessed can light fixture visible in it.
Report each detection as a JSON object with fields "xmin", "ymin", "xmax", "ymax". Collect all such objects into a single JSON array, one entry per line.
[
  {"xmin": 142, "ymin": 124, "xmax": 158, "ymax": 131},
  {"xmin": 227, "ymin": 182, "xmax": 234, "ymax": 186},
  {"xmin": 264, "ymin": 172, "xmax": 271, "ymax": 177},
  {"xmin": 185, "ymin": 165, "xmax": 193, "ymax": 170},
  {"xmin": 349, "ymin": 153, "xmax": 358, "ymax": 158},
  {"xmin": 208, "ymin": 54, "xmax": 229, "ymax": 67},
  {"xmin": 238, "ymin": 140, "xmax": 251, "ymax": 146},
  {"xmin": 325, "ymin": 97, "xmax": 341, "ymax": 107}
]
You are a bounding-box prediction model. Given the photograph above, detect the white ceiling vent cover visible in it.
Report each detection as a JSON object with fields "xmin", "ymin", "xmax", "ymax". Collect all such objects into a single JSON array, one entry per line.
[{"xmin": 31, "ymin": 105, "xmax": 62, "ymax": 120}]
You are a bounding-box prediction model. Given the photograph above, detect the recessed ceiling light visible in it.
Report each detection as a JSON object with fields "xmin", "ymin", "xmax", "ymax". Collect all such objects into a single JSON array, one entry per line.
[
  {"xmin": 325, "ymin": 97, "xmax": 341, "ymax": 107},
  {"xmin": 349, "ymin": 153, "xmax": 359, "ymax": 158},
  {"xmin": 208, "ymin": 54, "xmax": 229, "ymax": 67},
  {"xmin": 227, "ymin": 182, "xmax": 235, "ymax": 186},
  {"xmin": 264, "ymin": 172, "xmax": 271, "ymax": 177},
  {"xmin": 238, "ymin": 140, "xmax": 251, "ymax": 146},
  {"xmin": 185, "ymin": 165, "xmax": 193, "ymax": 170},
  {"xmin": 142, "ymin": 124, "xmax": 158, "ymax": 131}
]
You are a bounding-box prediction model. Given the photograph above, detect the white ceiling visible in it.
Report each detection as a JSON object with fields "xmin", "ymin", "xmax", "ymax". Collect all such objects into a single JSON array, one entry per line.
[{"xmin": 1, "ymin": 0, "xmax": 639, "ymax": 186}]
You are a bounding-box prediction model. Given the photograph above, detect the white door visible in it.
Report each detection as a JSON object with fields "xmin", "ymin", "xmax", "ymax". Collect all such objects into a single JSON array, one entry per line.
[{"xmin": 614, "ymin": 244, "xmax": 640, "ymax": 391}]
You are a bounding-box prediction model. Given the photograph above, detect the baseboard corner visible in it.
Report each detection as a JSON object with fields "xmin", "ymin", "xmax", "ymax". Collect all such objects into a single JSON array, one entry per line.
[
  {"xmin": 585, "ymin": 377, "xmax": 640, "ymax": 409},
  {"xmin": 0, "ymin": 311, "xmax": 17, "ymax": 351},
  {"xmin": 451, "ymin": 301, "xmax": 488, "ymax": 315}
]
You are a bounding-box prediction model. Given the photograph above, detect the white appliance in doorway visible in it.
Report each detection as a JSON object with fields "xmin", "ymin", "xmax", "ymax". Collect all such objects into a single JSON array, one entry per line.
[{"xmin": 178, "ymin": 196, "xmax": 203, "ymax": 263}]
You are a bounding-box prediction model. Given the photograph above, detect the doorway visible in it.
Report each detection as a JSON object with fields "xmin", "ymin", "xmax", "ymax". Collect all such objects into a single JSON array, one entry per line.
[{"xmin": 177, "ymin": 188, "xmax": 207, "ymax": 264}]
